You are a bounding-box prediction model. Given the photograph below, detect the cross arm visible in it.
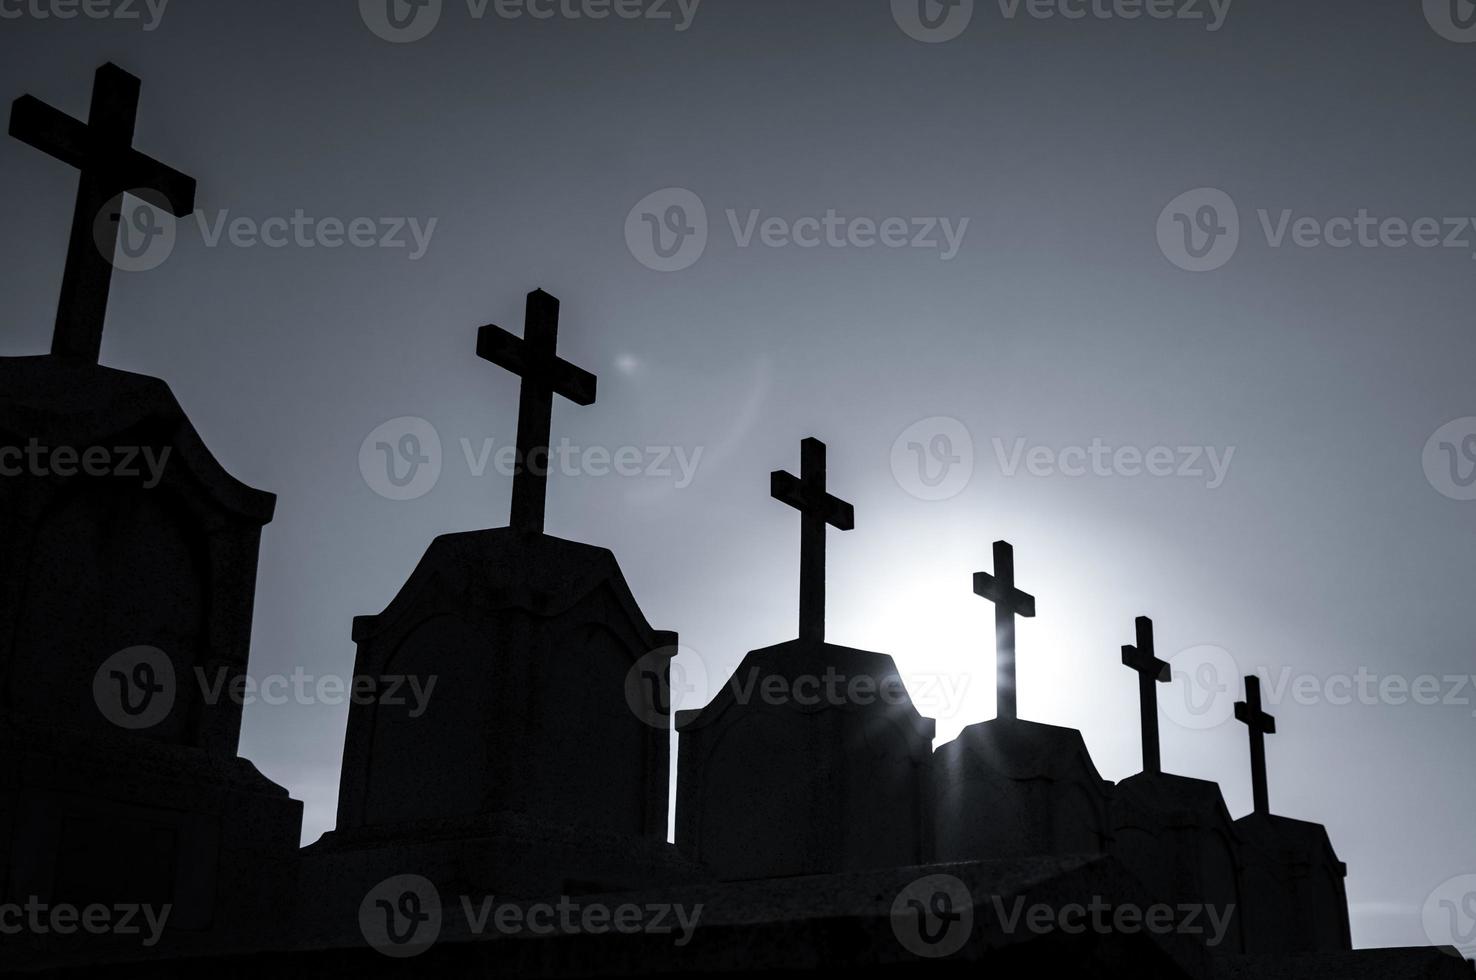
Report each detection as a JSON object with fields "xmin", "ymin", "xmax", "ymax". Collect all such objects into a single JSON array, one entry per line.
[
  {"xmin": 770, "ymin": 471, "xmax": 855, "ymax": 529},
  {"xmin": 118, "ymin": 153, "xmax": 196, "ymax": 217},
  {"xmin": 823, "ymin": 494, "xmax": 855, "ymax": 531},
  {"xmin": 770, "ymin": 469, "xmax": 804, "ymax": 509},
  {"xmin": 9, "ymin": 96, "xmax": 90, "ymax": 170},
  {"xmin": 477, "ymin": 324, "xmax": 598, "ymax": 406},
  {"xmin": 9, "ymin": 95, "xmax": 196, "ymax": 216},
  {"xmin": 1234, "ymin": 701, "xmax": 1277, "ymax": 733},
  {"xmin": 973, "ymin": 572, "xmax": 1036, "ymax": 616},
  {"xmin": 1122, "ymin": 645, "xmax": 1170, "ymax": 681}
]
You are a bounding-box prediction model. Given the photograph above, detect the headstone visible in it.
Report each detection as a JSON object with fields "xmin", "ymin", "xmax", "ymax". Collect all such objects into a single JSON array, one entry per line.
[
  {"xmin": 676, "ymin": 439, "xmax": 935, "ymax": 880},
  {"xmin": 1231, "ymin": 676, "xmax": 1352, "ymax": 954},
  {"xmin": 933, "ymin": 542, "xmax": 1113, "ymax": 860},
  {"xmin": 0, "ymin": 64, "xmax": 301, "ymax": 966},
  {"xmin": 1108, "ymin": 771, "xmax": 1246, "ymax": 956},
  {"xmin": 302, "ymin": 291, "xmax": 697, "ymax": 944},
  {"xmin": 1104, "ymin": 617, "xmax": 1247, "ymax": 953}
]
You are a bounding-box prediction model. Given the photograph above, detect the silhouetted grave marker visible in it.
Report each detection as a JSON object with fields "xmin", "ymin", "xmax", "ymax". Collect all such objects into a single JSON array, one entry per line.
[
  {"xmin": 8, "ymin": 62, "xmax": 196, "ymax": 363},
  {"xmin": 303, "ymin": 290, "xmax": 695, "ymax": 938},
  {"xmin": 1123, "ymin": 615, "xmax": 1171, "ymax": 775},
  {"xmin": 973, "ymin": 540, "xmax": 1035, "ymax": 722},
  {"xmin": 1108, "ymin": 621, "xmax": 1245, "ymax": 955},
  {"xmin": 476, "ymin": 288, "xmax": 597, "ymax": 533},
  {"xmin": 934, "ymin": 542, "xmax": 1112, "ymax": 861},
  {"xmin": 676, "ymin": 438, "xmax": 934, "ymax": 880},
  {"xmin": 1231, "ymin": 676, "xmax": 1352, "ymax": 955},
  {"xmin": 0, "ymin": 64, "xmax": 300, "ymax": 966}
]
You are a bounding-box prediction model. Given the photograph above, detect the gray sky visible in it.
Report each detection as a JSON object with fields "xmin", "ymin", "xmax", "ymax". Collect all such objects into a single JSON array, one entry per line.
[{"xmin": 3, "ymin": 0, "xmax": 1475, "ymax": 952}]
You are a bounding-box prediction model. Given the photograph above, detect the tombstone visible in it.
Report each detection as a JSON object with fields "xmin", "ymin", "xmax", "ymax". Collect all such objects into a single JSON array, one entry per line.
[
  {"xmin": 1231, "ymin": 676, "xmax": 1352, "ymax": 955},
  {"xmin": 677, "ymin": 438, "xmax": 935, "ymax": 880},
  {"xmin": 934, "ymin": 542, "xmax": 1113, "ymax": 861},
  {"xmin": 301, "ymin": 290, "xmax": 697, "ymax": 943},
  {"xmin": 1107, "ymin": 620, "xmax": 1244, "ymax": 954},
  {"xmin": 0, "ymin": 64, "xmax": 301, "ymax": 964}
]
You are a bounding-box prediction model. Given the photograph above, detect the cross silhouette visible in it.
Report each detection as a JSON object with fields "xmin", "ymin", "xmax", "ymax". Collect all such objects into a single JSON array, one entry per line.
[
  {"xmin": 476, "ymin": 289, "xmax": 597, "ymax": 534},
  {"xmin": 1234, "ymin": 675, "xmax": 1277, "ymax": 816},
  {"xmin": 973, "ymin": 540, "xmax": 1036, "ymax": 722},
  {"xmin": 770, "ymin": 438, "xmax": 854, "ymax": 643},
  {"xmin": 1121, "ymin": 616, "xmax": 1171, "ymax": 775},
  {"xmin": 9, "ymin": 63, "xmax": 196, "ymax": 363}
]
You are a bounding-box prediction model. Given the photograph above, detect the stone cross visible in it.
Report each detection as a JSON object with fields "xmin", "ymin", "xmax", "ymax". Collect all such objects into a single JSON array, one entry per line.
[
  {"xmin": 1234, "ymin": 674, "xmax": 1277, "ymax": 816},
  {"xmin": 476, "ymin": 289, "xmax": 597, "ymax": 534},
  {"xmin": 9, "ymin": 63, "xmax": 196, "ymax": 362},
  {"xmin": 1121, "ymin": 615, "xmax": 1171, "ymax": 775},
  {"xmin": 973, "ymin": 540, "xmax": 1036, "ymax": 721},
  {"xmin": 770, "ymin": 437, "xmax": 854, "ymax": 643}
]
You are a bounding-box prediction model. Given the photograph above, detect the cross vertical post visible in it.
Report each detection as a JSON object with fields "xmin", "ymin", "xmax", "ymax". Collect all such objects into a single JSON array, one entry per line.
[
  {"xmin": 973, "ymin": 540, "xmax": 1036, "ymax": 722},
  {"xmin": 770, "ymin": 437, "xmax": 854, "ymax": 643},
  {"xmin": 1234, "ymin": 675, "xmax": 1277, "ymax": 816},
  {"xmin": 1121, "ymin": 615, "xmax": 1171, "ymax": 775},
  {"xmin": 9, "ymin": 63, "xmax": 197, "ymax": 362},
  {"xmin": 476, "ymin": 289, "xmax": 597, "ymax": 534}
]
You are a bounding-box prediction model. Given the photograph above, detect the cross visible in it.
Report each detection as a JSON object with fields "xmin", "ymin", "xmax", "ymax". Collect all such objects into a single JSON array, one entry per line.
[
  {"xmin": 476, "ymin": 289, "xmax": 597, "ymax": 534},
  {"xmin": 1121, "ymin": 616, "xmax": 1171, "ymax": 775},
  {"xmin": 973, "ymin": 540, "xmax": 1036, "ymax": 722},
  {"xmin": 9, "ymin": 63, "xmax": 196, "ymax": 363},
  {"xmin": 770, "ymin": 437, "xmax": 854, "ymax": 643},
  {"xmin": 1234, "ymin": 675, "xmax": 1277, "ymax": 816}
]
